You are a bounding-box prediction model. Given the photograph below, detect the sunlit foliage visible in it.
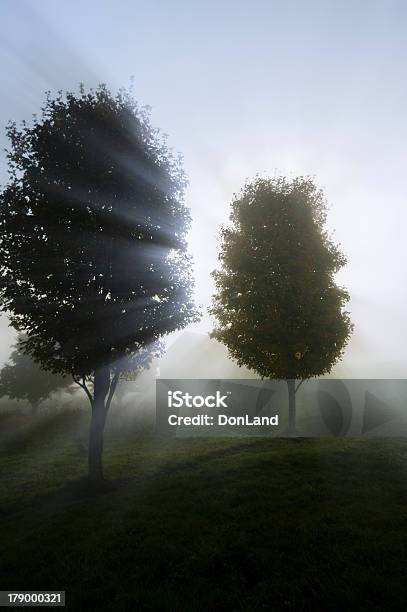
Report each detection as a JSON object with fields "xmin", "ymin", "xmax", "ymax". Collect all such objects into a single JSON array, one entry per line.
[
  {"xmin": 211, "ymin": 176, "xmax": 353, "ymax": 380},
  {"xmin": 0, "ymin": 84, "xmax": 199, "ymax": 378}
]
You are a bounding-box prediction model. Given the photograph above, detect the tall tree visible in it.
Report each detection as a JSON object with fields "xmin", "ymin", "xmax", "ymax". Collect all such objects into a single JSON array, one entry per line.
[
  {"xmin": 211, "ymin": 176, "xmax": 353, "ymax": 434},
  {"xmin": 0, "ymin": 84, "xmax": 199, "ymax": 481},
  {"xmin": 0, "ymin": 334, "xmax": 70, "ymax": 414}
]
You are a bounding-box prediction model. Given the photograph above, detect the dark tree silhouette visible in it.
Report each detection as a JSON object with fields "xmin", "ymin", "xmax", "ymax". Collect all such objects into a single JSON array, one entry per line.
[
  {"xmin": 211, "ymin": 176, "xmax": 353, "ymax": 434},
  {"xmin": 0, "ymin": 334, "xmax": 70, "ymax": 414},
  {"xmin": 0, "ymin": 84, "xmax": 199, "ymax": 482}
]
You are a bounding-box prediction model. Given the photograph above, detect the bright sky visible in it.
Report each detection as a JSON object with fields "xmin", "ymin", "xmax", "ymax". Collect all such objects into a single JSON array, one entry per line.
[{"xmin": 1, "ymin": 0, "xmax": 407, "ymax": 376}]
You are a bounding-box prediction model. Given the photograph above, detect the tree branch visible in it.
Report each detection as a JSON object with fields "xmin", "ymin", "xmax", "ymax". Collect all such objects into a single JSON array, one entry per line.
[
  {"xmin": 105, "ymin": 372, "xmax": 120, "ymax": 412},
  {"xmin": 71, "ymin": 370, "xmax": 94, "ymax": 406},
  {"xmin": 295, "ymin": 379, "xmax": 305, "ymax": 393}
]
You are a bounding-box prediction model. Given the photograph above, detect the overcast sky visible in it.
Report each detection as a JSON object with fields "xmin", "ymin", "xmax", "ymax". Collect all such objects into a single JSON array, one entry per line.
[{"xmin": 1, "ymin": 0, "xmax": 406, "ymax": 376}]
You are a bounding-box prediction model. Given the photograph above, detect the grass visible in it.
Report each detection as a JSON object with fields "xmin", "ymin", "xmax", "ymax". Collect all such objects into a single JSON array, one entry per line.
[{"xmin": 1, "ymin": 409, "xmax": 407, "ymax": 610}]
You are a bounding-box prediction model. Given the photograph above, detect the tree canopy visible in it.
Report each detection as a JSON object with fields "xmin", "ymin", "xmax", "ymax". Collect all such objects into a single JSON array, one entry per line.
[
  {"xmin": 211, "ymin": 176, "xmax": 353, "ymax": 381},
  {"xmin": 0, "ymin": 334, "xmax": 69, "ymax": 412},
  {"xmin": 0, "ymin": 84, "xmax": 199, "ymax": 379}
]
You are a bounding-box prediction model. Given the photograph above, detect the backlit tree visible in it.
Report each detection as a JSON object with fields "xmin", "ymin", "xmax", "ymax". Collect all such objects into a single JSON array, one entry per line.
[
  {"xmin": 211, "ymin": 176, "xmax": 353, "ymax": 434},
  {"xmin": 0, "ymin": 84, "xmax": 199, "ymax": 481}
]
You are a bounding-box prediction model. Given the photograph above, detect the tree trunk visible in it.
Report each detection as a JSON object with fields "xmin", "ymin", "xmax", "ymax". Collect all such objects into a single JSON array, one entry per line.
[
  {"xmin": 287, "ymin": 379, "xmax": 297, "ymax": 435},
  {"xmin": 88, "ymin": 366, "xmax": 111, "ymax": 485}
]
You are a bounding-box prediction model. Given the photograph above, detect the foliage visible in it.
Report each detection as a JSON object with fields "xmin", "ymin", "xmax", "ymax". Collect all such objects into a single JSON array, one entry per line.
[
  {"xmin": 0, "ymin": 334, "xmax": 69, "ymax": 408},
  {"xmin": 0, "ymin": 84, "xmax": 199, "ymax": 381},
  {"xmin": 211, "ymin": 175, "xmax": 353, "ymax": 380}
]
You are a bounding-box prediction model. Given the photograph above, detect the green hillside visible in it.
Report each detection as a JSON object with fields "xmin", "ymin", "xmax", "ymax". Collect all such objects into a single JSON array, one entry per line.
[{"xmin": 1, "ymin": 410, "xmax": 407, "ymax": 611}]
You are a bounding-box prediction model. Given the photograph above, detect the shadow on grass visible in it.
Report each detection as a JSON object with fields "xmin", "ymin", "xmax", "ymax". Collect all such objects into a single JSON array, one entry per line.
[{"xmin": 2, "ymin": 436, "xmax": 407, "ymax": 610}]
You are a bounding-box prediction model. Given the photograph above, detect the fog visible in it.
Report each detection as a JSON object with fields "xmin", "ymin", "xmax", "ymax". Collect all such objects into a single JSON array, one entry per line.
[{"xmin": 1, "ymin": 0, "xmax": 407, "ymax": 377}]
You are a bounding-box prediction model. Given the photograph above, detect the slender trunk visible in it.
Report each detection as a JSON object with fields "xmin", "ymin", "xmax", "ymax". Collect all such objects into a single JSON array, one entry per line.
[
  {"xmin": 88, "ymin": 366, "xmax": 111, "ymax": 484},
  {"xmin": 287, "ymin": 379, "xmax": 296, "ymax": 434}
]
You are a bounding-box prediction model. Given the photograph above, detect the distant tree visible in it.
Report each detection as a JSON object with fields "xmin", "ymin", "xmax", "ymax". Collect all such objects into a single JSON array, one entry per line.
[
  {"xmin": 211, "ymin": 176, "xmax": 353, "ymax": 434},
  {"xmin": 0, "ymin": 335, "xmax": 70, "ymax": 414},
  {"xmin": 0, "ymin": 84, "xmax": 199, "ymax": 482}
]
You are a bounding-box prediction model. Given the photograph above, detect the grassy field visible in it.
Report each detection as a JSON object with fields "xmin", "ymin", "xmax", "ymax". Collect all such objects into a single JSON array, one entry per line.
[{"xmin": 1, "ymin": 409, "xmax": 407, "ymax": 611}]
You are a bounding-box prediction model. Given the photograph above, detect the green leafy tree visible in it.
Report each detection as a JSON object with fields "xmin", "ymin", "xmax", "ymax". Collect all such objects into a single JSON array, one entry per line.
[
  {"xmin": 0, "ymin": 334, "xmax": 70, "ymax": 414},
  {"xmin": 0, "ymin": 84, "xmax": 199, "ymax": 482},
  {"xmin": 211, "ymin": 176, "xmax": 353, "ymax": 434}
]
